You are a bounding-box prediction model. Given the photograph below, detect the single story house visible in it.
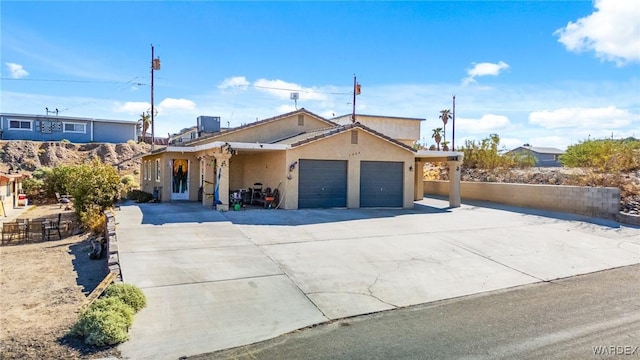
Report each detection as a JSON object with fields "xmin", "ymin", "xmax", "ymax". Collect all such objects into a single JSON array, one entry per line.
[
  {"xmin": 508, "ymin": 145, "xmax": 565, "ymax": 167},
  {"xmin": 140, "ymin": 108, "xmax": 463, "ymax": 210},
  {"xmin": 0, "ymin": 172, "xmax": 28, "ymax": 213},
  {"xmin": 0, "ymin": 113, "xmax": 137, "ymax": 143}
]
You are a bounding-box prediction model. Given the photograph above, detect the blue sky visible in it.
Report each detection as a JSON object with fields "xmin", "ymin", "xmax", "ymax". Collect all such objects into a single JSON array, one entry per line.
[{"xmin": 2, "ymin": 0, "xmax": 638, "ymax": 150}]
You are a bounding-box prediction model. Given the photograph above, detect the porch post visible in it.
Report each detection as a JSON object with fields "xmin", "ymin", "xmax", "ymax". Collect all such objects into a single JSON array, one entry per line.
[
  {"xmin": 413, "ymin": 160, "xmax": 425, "ymax": 201},
  {"xmin": 213, "ymin": 153, "xmax": 232, "ymax": 211},
  {"xmin": 202, "ymin": 156, "xmax": 215, "ymax": 207},
  {"xmin": 447, "ymin": 156, "xmax": 463, "ymax": 208}
]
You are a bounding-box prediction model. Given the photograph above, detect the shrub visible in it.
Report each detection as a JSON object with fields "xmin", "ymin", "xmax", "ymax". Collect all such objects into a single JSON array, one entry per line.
[
  {"xmin": 71, "ymin": 297, "xmax": 134, "ymax": 346},
  {"xmin": 560, "ymin": 138, "xmax": 640, "ymax": 172},
  {"xmin": 127, "ymin": 189, "xmax": 153, "ymax": 203},
  {"xmin": 104, "ymin": 283, "xmax": 147, "ymax": 313},
  {"xmin": 80, "ymin": 204, "xmax": 106, "ymax": 235},
  {"xmin": 69, "ymin": 157, "xmax": 122, "ymax": 217},
  {"xmin": 460, "ymin": 134, "xmax": 534, "ymax": 170},
  {"xmin": 22, "ymin": 177, "xmax": 44, "ymax": 197}
]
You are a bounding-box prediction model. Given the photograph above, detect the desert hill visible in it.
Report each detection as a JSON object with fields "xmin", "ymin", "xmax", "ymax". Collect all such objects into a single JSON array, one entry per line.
[{"xmin": 0, "ymin": 140, "xmax": 152, "ymax": 175}]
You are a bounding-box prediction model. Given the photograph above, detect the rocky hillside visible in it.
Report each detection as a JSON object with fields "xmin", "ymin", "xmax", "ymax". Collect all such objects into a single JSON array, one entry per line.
[{"xmin": 0, "ymin": 140, "xmax": 151, "ymax": 175}]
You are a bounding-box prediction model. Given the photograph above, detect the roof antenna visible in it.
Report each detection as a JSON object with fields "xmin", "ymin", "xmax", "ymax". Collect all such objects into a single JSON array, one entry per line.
[{"xmin": 290, "ymin": 92, "xmax": 299, "ymax": 109}]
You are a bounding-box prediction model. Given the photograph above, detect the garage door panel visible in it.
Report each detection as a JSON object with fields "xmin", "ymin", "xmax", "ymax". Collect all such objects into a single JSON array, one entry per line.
[
  {"xmin": 360, "ymin": 161, "xmax": 403, "ymax": 207},
  {"xmin": 299, "ymin": 160, "xmax": 347, "ymax": 208}
]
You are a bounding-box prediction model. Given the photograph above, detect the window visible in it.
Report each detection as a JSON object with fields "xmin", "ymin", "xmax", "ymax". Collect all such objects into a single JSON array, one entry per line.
[
  {"xmin": 155, "ymin": 159, "xmax": 161, "ymax": 181},
  {"xmin": 63, "ymin": 122, "xmax": 86, "ymax": 133},
  {"xmin": 9, "ymin": 120, "xmax": 32, "ymax": 130}
]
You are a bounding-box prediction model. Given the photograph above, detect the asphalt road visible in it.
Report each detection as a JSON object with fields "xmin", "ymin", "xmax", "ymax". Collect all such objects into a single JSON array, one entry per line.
[{"xmin": 191, "ymin": 264, "xmax": 640, "ymax": 360}]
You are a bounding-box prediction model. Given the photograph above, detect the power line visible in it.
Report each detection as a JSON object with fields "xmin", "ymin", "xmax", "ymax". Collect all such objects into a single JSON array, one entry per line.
[{"xmin": 0, "ymin": 77, "xmax": 147, "ymax": 86}]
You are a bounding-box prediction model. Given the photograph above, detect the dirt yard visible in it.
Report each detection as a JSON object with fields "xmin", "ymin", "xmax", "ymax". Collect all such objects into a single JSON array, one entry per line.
[{"xmin": 0, "ymin": 204, "xmax": 120, "ymax": 359}]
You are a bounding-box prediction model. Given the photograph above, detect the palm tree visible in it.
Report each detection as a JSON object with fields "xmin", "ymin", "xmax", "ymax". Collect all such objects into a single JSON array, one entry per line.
[
  {"xmin": 439, "ymin": 109, "xmax": 452, "ymax": 145},
  {"xmin": 432, "ymin": 127, "xmax": 443, "ymax": 151},
  {"xmin": 138, "ymin": 112, "xmax": 151, "ymax": 144}
]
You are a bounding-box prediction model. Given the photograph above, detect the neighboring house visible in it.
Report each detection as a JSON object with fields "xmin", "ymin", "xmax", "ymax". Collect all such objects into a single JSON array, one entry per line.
[
  {"xmin": 508, "ymin": 144, "xmax": 565, "ymax": 167},
  {"xmin": 168, "ymin": 116, "xmax": 223, "ymax": 144},
  {"xmin": 331, "ymin": 113, "xmax": 424, "ymax": 147},
  {"xmin": 0, "ymin": 171, "xmax": 28, "ymax": 212},
  {"xmin": 141, "ymin": 108, "xmax": 464, "ymax": 210},
  {"xmin": 0, "ymin": 113, "xmax": 137, "ymax": 143}
]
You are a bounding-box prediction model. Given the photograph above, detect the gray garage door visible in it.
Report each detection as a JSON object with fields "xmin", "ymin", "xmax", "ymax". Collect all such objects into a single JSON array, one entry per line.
[
  {"xmin": 360, "ymin": 161, "xmax": 404, "ymax": 207},
  {"xmin": 298, "ymin": 159, "xmax": 347, "ymax": 208}
]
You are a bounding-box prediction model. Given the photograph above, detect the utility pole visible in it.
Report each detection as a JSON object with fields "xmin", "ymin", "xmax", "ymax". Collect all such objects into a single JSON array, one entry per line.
[
  {"xmin": 352, "ymin": 75, "xmax": 356, "ymax": 123},
  {"xmin": 351, "ymin": 75, "xmax": 361, "ymax": 123},
  {"xmin": 452, "ymin": 95, "xmax": 456, "ymax": 151},
  {"xmin": 151, "ymin": 44, "xmax": 161, "ymax": 151}
]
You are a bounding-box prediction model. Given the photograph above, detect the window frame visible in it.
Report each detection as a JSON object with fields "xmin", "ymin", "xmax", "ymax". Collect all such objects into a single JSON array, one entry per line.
[
  {"xmin": 63, "ymin": 122, "xmax": 86, "ymax": 133},
  {"xmin": 8, "ymin": 119, "xmax": 32, "ymax": 131}
]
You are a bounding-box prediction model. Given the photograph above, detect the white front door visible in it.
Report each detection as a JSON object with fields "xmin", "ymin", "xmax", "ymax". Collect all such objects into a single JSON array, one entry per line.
[{"xmin": 171, "ymin": 159, "xmax": 189, "ymax": 200}]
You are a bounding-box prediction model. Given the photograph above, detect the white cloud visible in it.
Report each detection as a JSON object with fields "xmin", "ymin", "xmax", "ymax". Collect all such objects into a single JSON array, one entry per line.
[
  {"xmin": 529, "ymin": 106, "xmax": 633, "ymax": 129},
  {"xmin": 554, "ymin": 0, "xmax": 640, "ymax": 66},
  {"xmin": 112, "ymin": 101, "xmax": 149, "ymax": 114},
  {"xmin": 253, "ymin": 78, "xmax": 329, "ymax": 101},
  {"xmin": 158, "ymin": 98, "xmax": 196, "ymax": 111},
  {"xmin": 455, "ymin": 114, "xmax": 512, "ymax": 134},
  {"xmin": 463, "ymin": 61, "xmax": 509, "ymax": 85},
  {"xmin": 218, "ymin": 76, "xmax": 250, "ymax": 89},
  {"xmin": 6, "ymin": 62, "xmax": 29, "ymax": 79}
]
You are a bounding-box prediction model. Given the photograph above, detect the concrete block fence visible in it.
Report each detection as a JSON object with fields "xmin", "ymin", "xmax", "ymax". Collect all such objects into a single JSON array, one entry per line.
[{"xmin": 424, "ymin": 181, "xmax": 623, "ymax": 221}]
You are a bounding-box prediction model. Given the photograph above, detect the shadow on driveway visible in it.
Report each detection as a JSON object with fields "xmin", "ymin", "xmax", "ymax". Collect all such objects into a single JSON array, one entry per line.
[{"xmin": 220, "ymin": 203, "xmax": 451, "ymax": 226}]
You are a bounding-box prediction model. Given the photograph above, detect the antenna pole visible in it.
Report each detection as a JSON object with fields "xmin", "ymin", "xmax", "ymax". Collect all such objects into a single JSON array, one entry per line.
[
  {"xmin": 151, "ymin": 44, "xmax": 155, "ymax": 151},
  {"xmin": 352, "ymin": 74, "xmax": 356, "ymax": 123},
  {"xmin": 452, "ymin": 95, "xmax": 456, "ymax": 150}
]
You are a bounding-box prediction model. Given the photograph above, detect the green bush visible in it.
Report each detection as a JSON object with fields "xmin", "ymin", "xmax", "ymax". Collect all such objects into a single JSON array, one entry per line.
[
  {"xmin": 460, "ymin": 133, "xmax": 534, "ymax": 170},
  {"xmin": 104, "ymin": 283, "xmax": 147, "ymax": 313},
  {"xmin": 560, "ymin": 138, "xmax": 640, "ymax": 172},
  {"xmin": 71, "ymin": 297, "xmax": 134, "ymax": 346},
  {"xmin": 127, "ymin": 189, "xmax": 153, "ymax": 203}
]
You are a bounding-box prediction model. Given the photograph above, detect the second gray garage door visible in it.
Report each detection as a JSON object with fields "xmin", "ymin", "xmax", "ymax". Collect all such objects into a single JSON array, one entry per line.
[
  {"xmin": 360, "ymin": 161, "xmax": 404, "ymax": 207},
  {"xmin": 298, "ymin": 159, "xmax": 347, "ymax": 208}
]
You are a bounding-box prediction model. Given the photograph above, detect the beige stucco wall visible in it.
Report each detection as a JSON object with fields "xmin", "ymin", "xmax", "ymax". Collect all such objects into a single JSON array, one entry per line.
[
  {"xmin": 333, "ymin": 115, "xmax": 421, "ymax": 146},
  {"xmin": 211, "ymin": 114, "xmax": 332, "ymax": 144},
  {"xmin": 228, "ymin": 151, "xmax": 287, "ymax": 194},
  {"xmin": 141, "ymin": 152, "xmax": 201, "ymax": 202},
  {"xmin": 424, "ymin": 180, "xmax": 620, "ymax": 220},
  {"xmin": 285, "ymin": 128, "xmax": 415, "ymax": 209}
]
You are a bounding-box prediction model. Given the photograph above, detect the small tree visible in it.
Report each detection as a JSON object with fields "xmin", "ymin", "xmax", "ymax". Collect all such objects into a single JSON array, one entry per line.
[
  {"xmin": 439, "ymin": 109, "xmax": 452, "ymax": 144},
  {"xmin": 138, "ymin": 112, "xmax": 151, "ymax": 144},
  {"xmin": 432, "ymin": 128, "xmax": 443, "ymax": 151},
  {"xmin": 68, "ymin": 157, "xmax": 122, "ymax": 219}
]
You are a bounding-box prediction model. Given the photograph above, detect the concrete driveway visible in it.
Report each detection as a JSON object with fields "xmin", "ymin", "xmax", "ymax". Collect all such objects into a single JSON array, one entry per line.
[{"xmin": 116, "ymin": 198, "xmax": 640, "ymax": 360}]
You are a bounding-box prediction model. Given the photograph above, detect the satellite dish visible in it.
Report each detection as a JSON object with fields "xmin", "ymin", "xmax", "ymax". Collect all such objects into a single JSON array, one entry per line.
[{"xmin": 290, "ymin": 92, "xmax": 299, "ymax": 109}]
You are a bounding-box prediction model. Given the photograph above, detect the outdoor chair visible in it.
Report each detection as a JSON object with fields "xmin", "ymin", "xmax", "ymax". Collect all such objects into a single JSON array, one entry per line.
[
  {"xmin": 27, "ymin": 219, "xmax": 46, "ymax": 242},
  {"xmin": 55, "ymin": 193, "xmax": 72, "ymax": 209},
  {"xmin": 43, "ymin": 213, "xmax": 62, "ymax": 241},
  {"xmin": 2, "ymin": 222, "xmax": 25, "ymax": 245}
]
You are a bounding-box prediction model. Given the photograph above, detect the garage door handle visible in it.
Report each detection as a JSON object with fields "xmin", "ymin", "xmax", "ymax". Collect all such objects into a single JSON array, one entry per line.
[{"xmin": 380, "ymin": 187, "xmax": 384, "ymax": 191}]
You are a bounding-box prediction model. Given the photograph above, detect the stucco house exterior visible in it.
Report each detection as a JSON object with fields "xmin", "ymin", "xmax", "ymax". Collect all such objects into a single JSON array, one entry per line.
[
  {"xmin": 1, "ymin": 172, "xmax": 28, "ymax": 213},
  {"xmin": 140, "ymin": 108, "xmax": 463, "ymax": 210},
  {"xmin": 508, "ymin": 145, "xmax": 565, "ymax": 167},
  {"xmin": 0, "ymin": 113, "xmax": 137, "ymax": 143}
]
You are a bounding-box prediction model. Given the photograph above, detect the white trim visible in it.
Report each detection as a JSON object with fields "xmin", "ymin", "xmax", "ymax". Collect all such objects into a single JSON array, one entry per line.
[
  {"xmin": 63, "ymin": 121, "xmax": 86, "ymax": 133},
  {"xmin": 8, "ymin": 119, "xmax": 32, "ymax": 131}
]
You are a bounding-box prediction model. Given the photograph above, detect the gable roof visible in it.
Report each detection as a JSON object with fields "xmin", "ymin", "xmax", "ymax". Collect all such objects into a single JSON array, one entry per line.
[
  {"xmin": 187, "ymin": 108, "xmax": 335, "ymax": 146},
  {"xmin": 274, "ymin": 122, "xmax": 416, "ymax": 152},
  {"xmin": 511, "ymin": 146, "xmax": 565, "ymax": 155},
  {"xmin": 331, "ymin": 113, "xmax": 425, "ymax": 122}
]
